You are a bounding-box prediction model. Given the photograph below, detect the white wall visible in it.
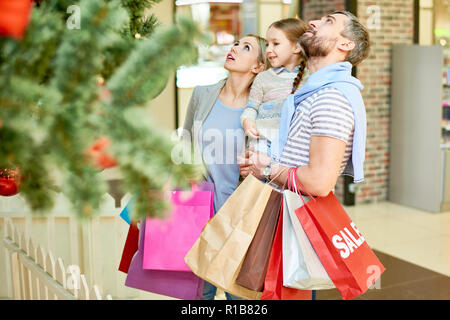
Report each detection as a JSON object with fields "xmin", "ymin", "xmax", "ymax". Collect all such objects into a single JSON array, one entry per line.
[
  {"xmin": 146, "ymin": 0, "xmax": 177, "ymax": 131},
  {"xmin": 419, "ymin": 0, "xmax": 434, "ymax": 45}
]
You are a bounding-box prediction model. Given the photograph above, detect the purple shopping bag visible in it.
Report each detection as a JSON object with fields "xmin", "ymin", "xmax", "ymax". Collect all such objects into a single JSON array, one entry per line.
[
  {"xmin": 125, "ymin": 218, "xmax": 205, "ymax": 300},
  {"xmin": 143, "ymin": 182, "xmax": 214, "ymax": 271}
]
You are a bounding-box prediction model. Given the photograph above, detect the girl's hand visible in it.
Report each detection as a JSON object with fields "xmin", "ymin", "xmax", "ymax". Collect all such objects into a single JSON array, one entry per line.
[{"xmin": 243, "ymin": 119, "xmax": 260, "ymax": 139}]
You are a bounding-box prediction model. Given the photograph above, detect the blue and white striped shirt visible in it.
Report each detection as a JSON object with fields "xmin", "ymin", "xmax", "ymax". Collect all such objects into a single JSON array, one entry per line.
[{"xmin": 279, "ymin": 87, "xmax": 354, "ymax": 173}]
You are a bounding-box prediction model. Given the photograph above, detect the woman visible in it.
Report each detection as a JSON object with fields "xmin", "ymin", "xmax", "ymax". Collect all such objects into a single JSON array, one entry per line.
[{"xmin": 182, "ymin": 34, "xmax": 268, "ymax": 300}]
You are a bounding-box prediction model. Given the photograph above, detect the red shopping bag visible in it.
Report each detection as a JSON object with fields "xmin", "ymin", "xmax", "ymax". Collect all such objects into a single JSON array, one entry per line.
[
  {"xmin": 118, "ymin": 222, "xmax": 139, "ymax": 274},
  {"xmin": 260, "ymin": 201, "xmax": 312, "ymax": 300},
  {"xmin": 293, "ymin": 169, "xmax": 385, "ymax": 300}
]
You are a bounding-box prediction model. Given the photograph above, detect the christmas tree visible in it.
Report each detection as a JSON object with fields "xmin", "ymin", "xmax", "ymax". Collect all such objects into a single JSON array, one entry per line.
[{"xmin": 0, "ymin": 0, "xmax": 210, "ymax": 219}]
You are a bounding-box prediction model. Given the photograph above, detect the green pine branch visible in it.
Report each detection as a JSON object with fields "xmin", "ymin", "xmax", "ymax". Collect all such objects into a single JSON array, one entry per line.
[{"xmin": 0, "ymin": 0, "xmax": 212, "ymax": 220}]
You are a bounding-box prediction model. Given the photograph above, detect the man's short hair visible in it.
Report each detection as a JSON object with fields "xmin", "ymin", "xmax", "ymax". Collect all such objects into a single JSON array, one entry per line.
[{"xmin": 333, "ymin": 11, "xmax": 371, "ymax": 66}]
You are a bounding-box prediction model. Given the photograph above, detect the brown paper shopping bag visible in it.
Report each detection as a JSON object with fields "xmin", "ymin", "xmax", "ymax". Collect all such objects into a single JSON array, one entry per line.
[
  {"xmin": 185, "ymin": 174, "xmax": 279, "ymax": 300},
  {"xmin": 235, "ymin": 190, "xmax": 282, "ymax": 292}
]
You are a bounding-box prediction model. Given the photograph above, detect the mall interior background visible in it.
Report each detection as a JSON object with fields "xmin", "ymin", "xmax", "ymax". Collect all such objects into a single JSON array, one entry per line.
[{"xmin": 147, "ymin": 0, "xmax": 450, "ymax": 213}]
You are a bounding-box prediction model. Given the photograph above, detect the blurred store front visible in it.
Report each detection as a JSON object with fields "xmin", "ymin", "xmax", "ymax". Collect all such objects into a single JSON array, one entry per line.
[
  {"xmin": 422, "ymin": 0, "xmax": 450, "ymax": 211},
  {"xmin": 174, "ymin": 0, "xmax": 296, "ymax": 127},
  {"xmin": 400, "ymin": 0, "xmax": 450, "ymax": 212},
  {"xmin": 423, "ymin": 0, "xmax": 450, "ymax": 145}
]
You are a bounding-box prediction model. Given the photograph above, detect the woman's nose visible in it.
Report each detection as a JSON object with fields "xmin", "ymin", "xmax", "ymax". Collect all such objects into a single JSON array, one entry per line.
[{"xmin": 231, "ymin": 45, "xmax": 238, "ymax": 54}]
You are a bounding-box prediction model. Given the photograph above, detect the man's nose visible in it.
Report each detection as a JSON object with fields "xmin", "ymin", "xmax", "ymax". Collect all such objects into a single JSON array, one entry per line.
[{"xmin": 309, "ymin": 20, "xmax": 319, "ymax": 30}]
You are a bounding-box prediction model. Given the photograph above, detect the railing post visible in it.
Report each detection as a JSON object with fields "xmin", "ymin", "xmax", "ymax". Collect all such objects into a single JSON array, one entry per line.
[{"xmin": 9, "ymin": 251, "xmax": 22, "ymax": 300}]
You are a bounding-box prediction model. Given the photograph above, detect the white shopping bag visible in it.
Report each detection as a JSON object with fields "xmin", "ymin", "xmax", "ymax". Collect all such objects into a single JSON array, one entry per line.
[{"xmin": 282, "ymin": 170, "xmax": 335, "ymax": 290}]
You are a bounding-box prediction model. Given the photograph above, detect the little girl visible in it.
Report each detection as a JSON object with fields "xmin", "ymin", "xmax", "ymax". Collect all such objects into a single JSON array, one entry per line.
[{"xmin": 241, "ymin": 18, "xmax": 308, "ymax": 158}]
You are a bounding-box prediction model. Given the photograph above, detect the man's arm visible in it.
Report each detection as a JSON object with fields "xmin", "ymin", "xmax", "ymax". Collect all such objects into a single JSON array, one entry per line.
[
  {"xmin": 238, "ymin": 135, "xmax": 347, "ymax": 196},
  {"xmin": 270, "ymin": 136, "xmax": 347, "ymax": 196}
]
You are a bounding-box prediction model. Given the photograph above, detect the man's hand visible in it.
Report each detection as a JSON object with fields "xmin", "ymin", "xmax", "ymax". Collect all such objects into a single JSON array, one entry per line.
[{"xmin": 237, "ymin": 147, "xmax": 271, "ymax": 180}]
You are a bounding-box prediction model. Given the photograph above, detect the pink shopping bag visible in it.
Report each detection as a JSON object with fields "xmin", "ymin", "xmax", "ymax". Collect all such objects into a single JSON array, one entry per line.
[{"xmin": 143, "ymin": 183, "xmax": 214, "ymax": 271}]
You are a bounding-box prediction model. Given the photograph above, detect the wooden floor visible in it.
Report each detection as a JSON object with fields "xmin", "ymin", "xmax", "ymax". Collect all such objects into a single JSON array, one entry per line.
[{"xmin": 316, "ymin": 250, "xmax": 450, "ymax": 300}]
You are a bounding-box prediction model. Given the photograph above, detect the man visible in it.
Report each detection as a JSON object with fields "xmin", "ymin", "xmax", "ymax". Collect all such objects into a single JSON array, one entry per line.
[{"xmin": 238, "ymin": 11, "xmax": 371, "ymax": 195}]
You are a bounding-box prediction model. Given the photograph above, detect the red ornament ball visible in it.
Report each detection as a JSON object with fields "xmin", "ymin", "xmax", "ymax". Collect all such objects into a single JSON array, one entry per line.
[
  {"xmin": 86, "ymin": 137, "xmax": 118, "ymax": 170},
  {"xmin": 0, "ymin": 0, "xmax": 33, "ymax": 40},
  {"xmin": 0, "ymin": 169, "xmax": 20, "ymax": 197}
]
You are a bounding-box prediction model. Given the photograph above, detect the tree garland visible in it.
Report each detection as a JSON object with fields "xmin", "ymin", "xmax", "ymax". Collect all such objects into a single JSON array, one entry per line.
[{"xmin": 0, "ymin": 0, "xmax": 211, "ymax": 219}]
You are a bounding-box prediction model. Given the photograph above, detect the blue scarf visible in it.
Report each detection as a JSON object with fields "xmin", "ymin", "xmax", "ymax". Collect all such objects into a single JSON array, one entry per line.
[{"xmin": 271, "ymin": 62, "xmax": 366, "ymax": 183}]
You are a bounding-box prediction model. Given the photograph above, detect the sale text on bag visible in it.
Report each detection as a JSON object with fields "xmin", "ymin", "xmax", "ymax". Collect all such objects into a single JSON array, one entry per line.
[{"xmin": 332, "ymin": 222, "xmax": 365, "ymax": 259}]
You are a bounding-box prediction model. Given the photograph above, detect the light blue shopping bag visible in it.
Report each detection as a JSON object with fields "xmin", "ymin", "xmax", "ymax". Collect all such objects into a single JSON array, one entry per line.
[{"xmin": 119, "ymin": 195, "xmax": 136, "ymax": 225}]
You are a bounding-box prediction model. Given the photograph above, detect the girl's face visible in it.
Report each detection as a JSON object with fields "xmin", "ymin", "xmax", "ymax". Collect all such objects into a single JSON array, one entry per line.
[
  {"xmin": 265, "ymin": 26, "xmax": 301, "ymax": 69},
  {"xmin": 224, "ymin": 36, "xmax": 263, "ymax": 74}
]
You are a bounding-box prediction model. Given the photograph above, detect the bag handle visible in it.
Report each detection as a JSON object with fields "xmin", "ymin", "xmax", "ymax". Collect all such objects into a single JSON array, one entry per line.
[
  {"xmin": 286, "ymin": 167, "xmax": 295, "ymax": 192},
  {"xmin": 292, "ymin": 167, "xmax": 316, "ymax": 204},
  {"xmin": 284, "ymin": 166, "xmax": 316, "ymax": 206},
  {"xmin": 268, "ymin": 165, "xmax": 291, "ymax": 191},
  {"xmin": 283, "ymin": 167, "xmax": 302, "ymax": 194},
  {"xmin": 283, "ymin": 167, "xmax": 292, "ymax": 191},
  {"xmin": 289, "ymin": 167, "xmax": 298, "ymax": 194}
]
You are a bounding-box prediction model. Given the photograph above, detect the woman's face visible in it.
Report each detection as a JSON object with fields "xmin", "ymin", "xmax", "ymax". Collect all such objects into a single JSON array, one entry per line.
[{"xmin": 224, "ymin": 36, "xmax": 262, "ymax": 74}]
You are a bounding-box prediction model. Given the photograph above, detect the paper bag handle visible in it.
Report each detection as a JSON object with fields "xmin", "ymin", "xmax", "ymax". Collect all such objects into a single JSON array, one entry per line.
[
  {"xmin": 268, "ymin": 165, "xmax": 291, "ymax": 191},
  {"xmin": 288, "ymin": 167, "xmax": 316, "ymax": 205}
]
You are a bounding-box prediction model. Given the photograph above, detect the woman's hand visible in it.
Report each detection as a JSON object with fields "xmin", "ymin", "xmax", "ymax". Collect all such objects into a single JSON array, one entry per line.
[{"xmin": 237, "ymin": 148, "xmax": 253, "ymax": 178}]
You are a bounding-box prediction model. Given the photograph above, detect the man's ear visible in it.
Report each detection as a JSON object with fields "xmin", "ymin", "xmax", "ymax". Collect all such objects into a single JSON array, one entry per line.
[{"xmin": 338, "ymin": 39, "xmax": 355, "ymax": 53}]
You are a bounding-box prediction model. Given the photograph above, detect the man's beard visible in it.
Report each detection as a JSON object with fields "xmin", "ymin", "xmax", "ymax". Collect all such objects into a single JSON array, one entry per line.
[{"xmin": 299, "ymin": 32, "xmax": 338, "ymax": 58}]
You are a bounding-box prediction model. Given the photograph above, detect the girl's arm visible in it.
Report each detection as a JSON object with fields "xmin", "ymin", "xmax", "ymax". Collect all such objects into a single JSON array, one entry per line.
[{"xmin": 240, "ymin": 73, "xmax": 264, "ymax": 126}]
